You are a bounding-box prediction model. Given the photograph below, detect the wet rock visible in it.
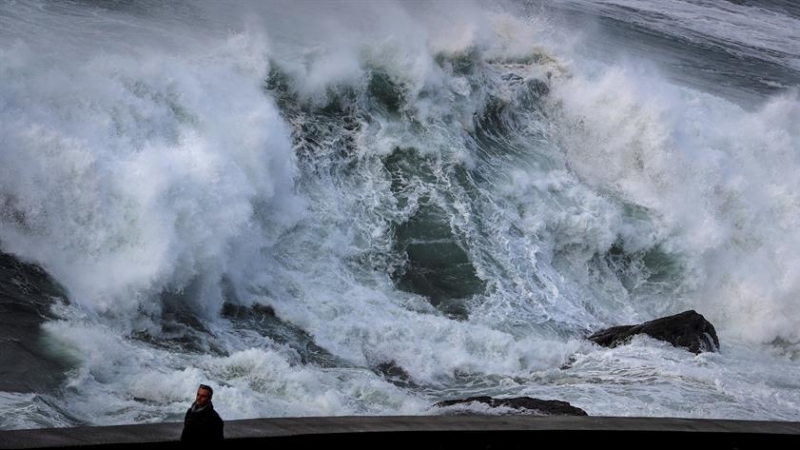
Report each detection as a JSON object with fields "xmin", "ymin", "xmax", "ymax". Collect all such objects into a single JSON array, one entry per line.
[
  {"xmin": 587, "ymin": 310, "xmax": 719, "ymax": 354},
  {"xmin": 373, "ymin": 360, "xmax": 418, "ymax": 389},
  {"xmin": 432, "ymin": 396, "xmax": 588, "ymax": 416}
]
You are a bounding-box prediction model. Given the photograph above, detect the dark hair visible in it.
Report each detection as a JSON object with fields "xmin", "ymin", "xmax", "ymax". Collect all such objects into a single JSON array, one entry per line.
[{"xmin": 198, "ymin": 384, "xmax": 214, "ymax": 398}]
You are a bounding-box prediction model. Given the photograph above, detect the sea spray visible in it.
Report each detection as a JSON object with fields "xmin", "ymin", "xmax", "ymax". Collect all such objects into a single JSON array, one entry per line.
[{"xmin": 1, "ymin": 0, "xmax": 800, "ymax": 428}]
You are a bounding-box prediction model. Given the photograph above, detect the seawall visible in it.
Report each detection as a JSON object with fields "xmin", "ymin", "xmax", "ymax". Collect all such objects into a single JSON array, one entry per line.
[{"xmin": 2, "ymin": 415, "xmax": 800, "ymax": 449}]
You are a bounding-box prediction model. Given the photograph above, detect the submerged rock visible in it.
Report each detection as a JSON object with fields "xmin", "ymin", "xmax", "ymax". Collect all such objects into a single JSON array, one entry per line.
[
  {"xmin": 587, "ymin": 310, "xmax": 719, "ymax": 354},
  {"xmin": 432, "ymin": 396, "xmax": 588, "ymax": 416},
  {"xmin": 373, "ymin": 360, "xmax": 418, "ymax": 389}
]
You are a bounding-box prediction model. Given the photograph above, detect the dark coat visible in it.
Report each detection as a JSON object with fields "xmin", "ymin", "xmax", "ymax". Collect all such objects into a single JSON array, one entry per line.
[{"xmin": 181, "ymin": 402, "xmax": 224, "ymax": 443}]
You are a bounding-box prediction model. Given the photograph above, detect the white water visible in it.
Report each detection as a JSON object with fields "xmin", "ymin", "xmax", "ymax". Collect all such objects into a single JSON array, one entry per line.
[{"xmin": 1, "ymin": 0, "xmax": 800, "ymax": 429}]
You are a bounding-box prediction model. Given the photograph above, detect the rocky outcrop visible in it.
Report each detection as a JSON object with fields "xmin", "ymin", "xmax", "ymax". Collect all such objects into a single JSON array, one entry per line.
[
  {"xmin": 432, "ymin": 396, "xmax": 588, "ymax": 416},
  {"xmin": 373, "ymin": 360, "xmax": 418, "ymax": 389},
  {"xmin": 587, "ymin": 310, "xmax": 719, "ymax": 354}
]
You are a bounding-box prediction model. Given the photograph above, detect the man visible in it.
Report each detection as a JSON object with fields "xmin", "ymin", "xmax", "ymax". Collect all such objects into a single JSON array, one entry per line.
[{"xmin": 181, "ymin": 384, "xmax": 224, "ymax": 443}]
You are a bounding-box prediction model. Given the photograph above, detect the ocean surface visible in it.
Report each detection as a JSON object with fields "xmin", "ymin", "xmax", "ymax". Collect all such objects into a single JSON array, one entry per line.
[{"xmin": 1, "ymin": 0, "xmax": 799, "ymax": 430}]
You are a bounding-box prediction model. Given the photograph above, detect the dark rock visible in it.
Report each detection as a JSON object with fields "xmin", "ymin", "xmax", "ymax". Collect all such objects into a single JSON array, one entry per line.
[
  {"xmin": 373, "ymin": 360, "xmax": 418, "ymax": 389},
  {"xmin": 219, "ymin": 303, "xmax": 345, "ymax": 368},
  {"xmin": 587, "ymin": 310, "xmax": 719, "ymax": 354},
  {"xmin": 432, "ymin": 396, "xmax": 588, "ymax": 416}
]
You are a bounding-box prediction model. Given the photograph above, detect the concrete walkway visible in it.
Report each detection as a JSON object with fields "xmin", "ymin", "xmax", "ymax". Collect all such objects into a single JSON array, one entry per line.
[{"xmin": 2, "ymin": 415, "xmax": 800, "ymax": 449}]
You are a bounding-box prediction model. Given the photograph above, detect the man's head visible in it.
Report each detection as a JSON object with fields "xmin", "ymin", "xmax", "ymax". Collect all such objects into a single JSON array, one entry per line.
[{"xmin": 195, "ymin": 384, "xmax": 213, "ymax": 407}]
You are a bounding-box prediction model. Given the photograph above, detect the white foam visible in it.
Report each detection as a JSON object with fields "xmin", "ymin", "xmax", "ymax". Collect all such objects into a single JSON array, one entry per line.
[
  {"xmin": 0, "ymin": 12, "xmax": 300, "ymax": 321},
  {"xmin": 550, "ymin": 58, "xmax": 800, "ymax": 345},
  {"xmin": 4, "ymin": 0, "xmax": 800, "ymax": 428}
]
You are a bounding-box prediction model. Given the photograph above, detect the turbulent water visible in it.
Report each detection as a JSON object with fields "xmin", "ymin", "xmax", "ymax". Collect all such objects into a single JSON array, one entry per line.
[{"xmin": 1, "ymin": 0, "xmax": 800, "ymax": 430}]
